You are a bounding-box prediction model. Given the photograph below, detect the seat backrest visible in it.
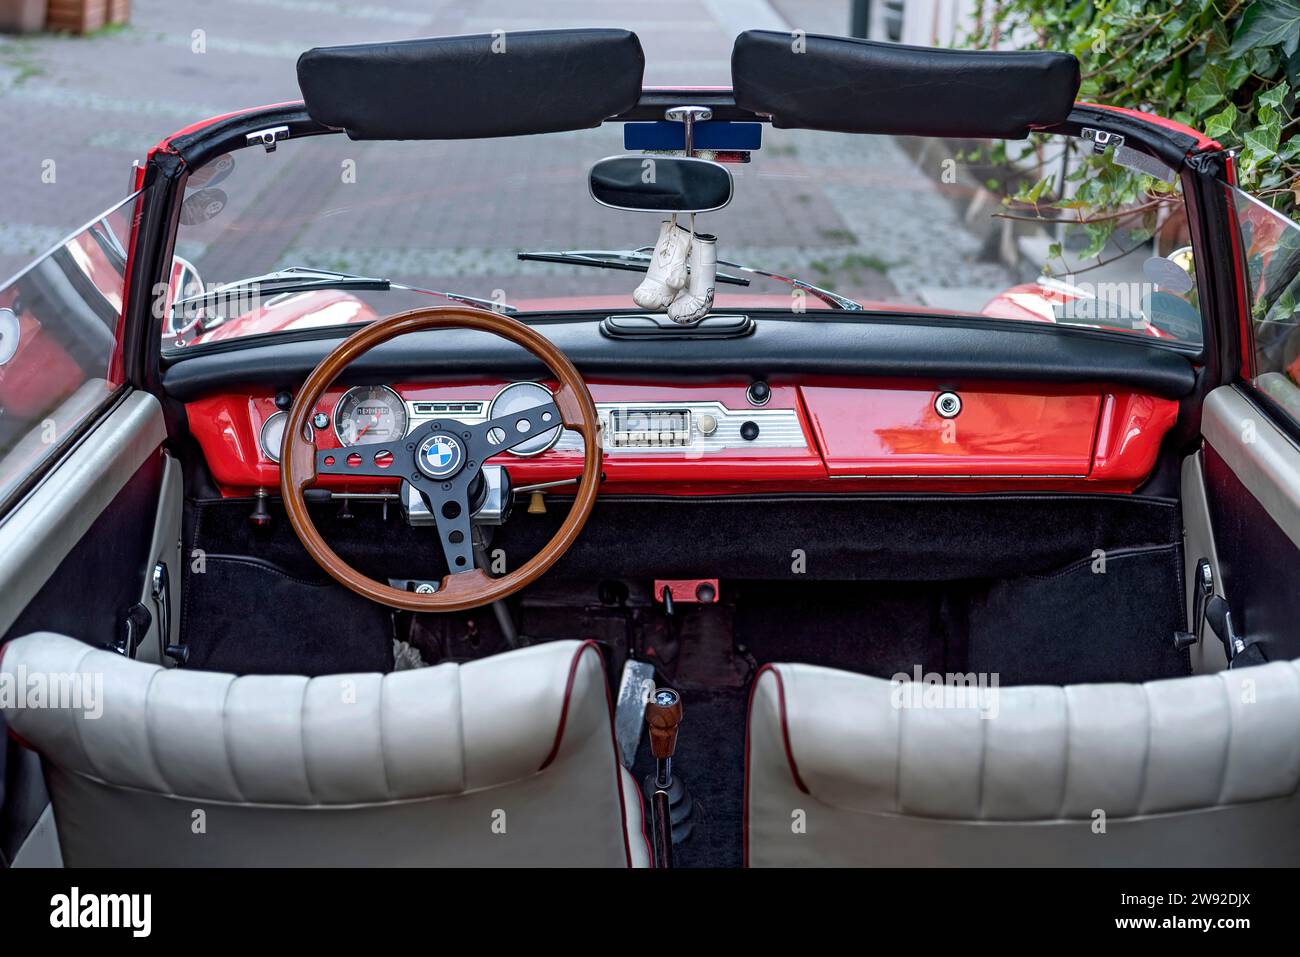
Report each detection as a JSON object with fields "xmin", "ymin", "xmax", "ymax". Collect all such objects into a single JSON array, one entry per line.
[
  {"xmin": 1, "ymin": 634, "xmax": 639, "ymax": 866},
  {"xmin": 747, "ymin": 660, "xmax": 1300, "ymax": 866}
]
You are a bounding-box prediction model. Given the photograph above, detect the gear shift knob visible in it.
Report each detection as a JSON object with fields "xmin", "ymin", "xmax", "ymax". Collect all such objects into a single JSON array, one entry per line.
[
  {"xmin": 644, "ymin": 687, "xmax": 686, "ymax": 867},
  {"xmin": 645, "ymin": 688, "xmax": 683, "ymax": 761}
]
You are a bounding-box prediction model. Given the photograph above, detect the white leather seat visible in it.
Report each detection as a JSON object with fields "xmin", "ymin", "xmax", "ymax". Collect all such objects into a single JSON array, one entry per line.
[
  {"xmin": 1, "ymin": 633, "xmax": 649, "ymax": 867},
  {"xmin": 746, "ymin": 661, "xmax": 1300, "ymax": 866}
]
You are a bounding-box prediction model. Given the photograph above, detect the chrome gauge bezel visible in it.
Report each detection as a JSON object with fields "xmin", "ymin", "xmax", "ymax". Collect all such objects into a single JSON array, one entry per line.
[
  {"xmin": 333, "ymin": 385, "xmax": 408, "ymax": 447},
  {"xmin": 0, "ymin": 307, "xmax": 21, "ymax": 366},
  {"xmin": 259, "ymin": 410, "xmax": 313, "ymax": 464},
  {"xmin": 488, "ymin": 381, "xmax": 563, "ymax": 457}
]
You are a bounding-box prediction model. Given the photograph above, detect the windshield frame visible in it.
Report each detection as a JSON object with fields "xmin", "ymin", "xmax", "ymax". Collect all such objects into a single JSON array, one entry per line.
[{"xmin": 140, "ymin": 95, "xmax": 1223, "ymax": 375}]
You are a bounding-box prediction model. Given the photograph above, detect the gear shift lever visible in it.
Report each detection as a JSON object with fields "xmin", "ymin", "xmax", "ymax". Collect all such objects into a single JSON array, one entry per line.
[
  {"xmin": 644, "ymin": 688, "xmax": 683, "ymax": 867},
  {"xmin": 646, "ymin": 688, "xmax": 683, "ymax": 788}
]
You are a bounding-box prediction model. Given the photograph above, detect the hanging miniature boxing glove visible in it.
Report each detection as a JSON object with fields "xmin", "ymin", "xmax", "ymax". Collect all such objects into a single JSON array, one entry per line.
[
  {"xmin": 667, "ymin": 232, "xmax": 717, "ymax": 324},
  {"xmin": 633, "ymin": 218, "xmax": 692, "ymax": 309}
]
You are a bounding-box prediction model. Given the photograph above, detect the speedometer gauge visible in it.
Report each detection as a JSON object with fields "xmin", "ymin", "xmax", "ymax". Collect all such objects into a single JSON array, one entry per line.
[{"xmin": 334, "ymin": 386, "xmax": 408, "ymax": 446}]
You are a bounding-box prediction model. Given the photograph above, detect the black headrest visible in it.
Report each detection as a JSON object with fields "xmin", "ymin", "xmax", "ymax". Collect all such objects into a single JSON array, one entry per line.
[
  {"xmin": 731, "ymin": 31, "xmax": 1079, "ymax": 139},
  {"xmin": 298, "ymin": 29, "xmax": 645, "ymax": 140}
]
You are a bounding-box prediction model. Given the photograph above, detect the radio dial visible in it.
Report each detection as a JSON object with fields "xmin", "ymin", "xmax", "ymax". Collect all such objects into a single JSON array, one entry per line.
[{"xmin": 698, "ymin": 413, "xmax": 718, "ymax": 436}]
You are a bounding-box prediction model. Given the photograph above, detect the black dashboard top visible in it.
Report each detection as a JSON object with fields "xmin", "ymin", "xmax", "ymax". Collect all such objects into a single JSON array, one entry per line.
[{"xmin": 161, "ymin": 314, "xmax": 1198, "ymax": 401}]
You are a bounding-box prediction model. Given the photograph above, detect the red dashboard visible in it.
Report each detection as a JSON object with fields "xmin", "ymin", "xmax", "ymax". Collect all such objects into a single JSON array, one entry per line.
[{"xmin": 185, "ymin": 378, "xmax": 1178, "ymax": 496}]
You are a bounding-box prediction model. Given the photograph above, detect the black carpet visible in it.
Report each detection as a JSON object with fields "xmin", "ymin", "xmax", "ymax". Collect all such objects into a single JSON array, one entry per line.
[
  {"xmin": 732, "ymin": 544, "xmax": 1189, "ymax": 686},
  {"xmin": 181, "ymin": 554, "xmax": 394, "ymax": 676}
]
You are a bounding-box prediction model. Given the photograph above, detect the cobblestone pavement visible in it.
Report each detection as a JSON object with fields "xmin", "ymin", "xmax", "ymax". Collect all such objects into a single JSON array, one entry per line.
[{"xmin": 0, "ymin": 0, "xmax": 1015, "ymax": 310}]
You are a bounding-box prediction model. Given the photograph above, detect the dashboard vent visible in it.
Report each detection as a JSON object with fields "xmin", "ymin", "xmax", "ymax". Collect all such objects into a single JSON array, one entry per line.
[{"xmin": 410, "ymin": 401, "xmax": 486, "ymax": 417}]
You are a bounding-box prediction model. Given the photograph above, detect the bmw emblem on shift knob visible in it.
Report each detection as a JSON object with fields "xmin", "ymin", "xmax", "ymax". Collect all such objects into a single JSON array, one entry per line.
[{"xmin": 416, "ymin": 433, "xmax": 465, "ymax": 479}]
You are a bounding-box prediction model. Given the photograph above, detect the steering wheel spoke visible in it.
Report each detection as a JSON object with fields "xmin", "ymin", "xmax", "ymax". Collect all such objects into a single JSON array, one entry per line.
[
  {"xmin": 317, "ymin": 440, "xmax": 402, "ymax": 478},
  {"xmin": 472, "ymin": 400, "xmax": 562, "ymax": 457},
  {"xmin": 410, "ymin": 478, "xmax": 477, "ymax": 576}
]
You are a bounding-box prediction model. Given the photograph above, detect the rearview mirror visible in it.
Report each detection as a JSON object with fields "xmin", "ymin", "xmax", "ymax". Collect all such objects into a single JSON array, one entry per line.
[{"xmin": 589, "ymin": 155, "xmax": 733, "ymax": 213}]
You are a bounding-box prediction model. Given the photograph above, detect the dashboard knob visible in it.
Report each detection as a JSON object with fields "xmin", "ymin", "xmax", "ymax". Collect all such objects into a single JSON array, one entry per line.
[
  {"xmin": 740, "ymin": 420, "xmax": 760, "ymax": 441},
  {"xmin": 934, "ymin": 391, "xmax": 962, "ymax": 418},
  {"xmin": 697, "ymin": 413, "xmax": 718, "ymax": 436},
  {"xmin": 746, "ymin": 381, "xmax": 771, "ymax": 406}
]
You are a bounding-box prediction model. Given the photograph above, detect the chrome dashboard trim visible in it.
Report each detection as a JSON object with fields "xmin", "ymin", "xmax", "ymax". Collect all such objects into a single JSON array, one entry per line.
[
  {"xmin": 402, "ymin": 390, "xmax": 809, "ymax": 454},
  {"xmin": 557, "ymin": 401, "xmax": 805, "ymax": 453}
]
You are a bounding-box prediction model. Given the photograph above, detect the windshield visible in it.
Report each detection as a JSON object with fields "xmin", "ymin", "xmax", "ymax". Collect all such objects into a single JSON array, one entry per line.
[{"xmin": 164, "ymin": 124, "xmax": 1203, "ymax": 353}]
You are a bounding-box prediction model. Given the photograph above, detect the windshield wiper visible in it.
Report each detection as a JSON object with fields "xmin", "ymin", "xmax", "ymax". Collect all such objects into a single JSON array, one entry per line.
[
  {"xmin": 516, "ymin": 248, "xmax": 862, "ymax": 311},
  {"xmin": 171, "ymin": 266, "xmax": 517, "ymax": 316},
  {"xmin": 517, "ymin": 249, "xmax": 749, "ymax": 287},
  {"xmin": 714, "ymin": 258, "xmax": 863, "ymax": 311}
]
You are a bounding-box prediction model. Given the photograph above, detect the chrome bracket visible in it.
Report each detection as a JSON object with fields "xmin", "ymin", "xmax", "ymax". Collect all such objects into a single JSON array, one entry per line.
[
  {"xmin": 1081, "ymin": 128, "xmax": 1125, "ymax": 154},
  {"xmin": 665, "ymin": 106, "xmax": 713, "ymax": 156},
  {"xmin": 246, "ymin": 126, "xmax": 290, "ymax": 153}
]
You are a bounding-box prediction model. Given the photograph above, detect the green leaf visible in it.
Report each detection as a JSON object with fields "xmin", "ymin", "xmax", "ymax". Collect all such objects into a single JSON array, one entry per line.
[
  {"xmin": 1258, "ymin": 79, "xmax": 1290, "ymax": 110},
  {"xmin": 1025, "ymin": 176, "xmax": 1053, "ymax": 204},
  {"xmin": 1204, "ymin": 103, "xmax": 1240, "ymax": 139},
  {"xmin": 1229, "ymin": 1, "xmax": 1300, "ymax": 59},
  {"xmin": 1186, "ymin": 63, "xmax": 1231, "ymax": 115},
  {"xmin": 1244, "ymin": 129, "xmax": 1275, "ymax": 156}
]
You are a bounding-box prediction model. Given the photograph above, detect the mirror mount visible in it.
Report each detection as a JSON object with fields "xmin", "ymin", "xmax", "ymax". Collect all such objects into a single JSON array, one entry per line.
[{"xmin": 665, "ymin": 106, "xmax": 713, "ymax": 157}]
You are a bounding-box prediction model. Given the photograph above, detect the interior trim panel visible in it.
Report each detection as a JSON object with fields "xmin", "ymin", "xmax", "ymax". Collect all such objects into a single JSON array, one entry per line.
[
  {"xmin": 186, "ymin": 378, "xmax": 1180, "ymax": 496},
  {"xmin": 1202, "ymin": 386, "xmax": 1300, "ymax": 550},
  {"xmin": 0, "ymin": 391, "xmax": 166, "ymax": 636}
]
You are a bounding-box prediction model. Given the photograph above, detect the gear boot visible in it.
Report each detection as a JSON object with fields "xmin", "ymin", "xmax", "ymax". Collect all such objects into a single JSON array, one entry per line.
[
  {"xmin": 633, "ymin": 220, "xmax": 692, "ymax": 309},
  {"xmin": 667, "ymin": 232, "xmax": 717, "ymax": 324}
]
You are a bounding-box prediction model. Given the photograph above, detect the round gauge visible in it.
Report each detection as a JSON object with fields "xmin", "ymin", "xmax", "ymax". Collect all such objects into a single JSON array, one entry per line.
[
  {"xmin": 334, "ymin": 385, "xmax": 408, "ymax": 446},
  {"xmin": 259, "ymin": 411, "xmax": 313, "ymax": 464},
  {"xmin": 488, "ymin": 382, "xmax": 562, "ymax": 456}
]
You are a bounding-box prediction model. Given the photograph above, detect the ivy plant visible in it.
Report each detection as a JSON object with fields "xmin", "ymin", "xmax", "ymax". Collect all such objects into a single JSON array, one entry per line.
[{"xmin": 965, "ymin": 0, "xmax": 1299, "ymax": 273}]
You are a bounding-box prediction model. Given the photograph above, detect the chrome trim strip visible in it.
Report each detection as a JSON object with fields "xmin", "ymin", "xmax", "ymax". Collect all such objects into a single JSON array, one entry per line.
[
  {"xmin": 402, "ymin": 393, "xmax": 808, "ymax": 453},
  {"xmin": 557, "ymin": 402, "xmax": 806, "ymax": 453}
]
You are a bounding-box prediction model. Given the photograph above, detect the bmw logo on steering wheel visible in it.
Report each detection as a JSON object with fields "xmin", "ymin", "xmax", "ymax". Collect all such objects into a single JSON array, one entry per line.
[{"xmin": 416, "ymin": 433, "xmax": 466, "ymax": 479}]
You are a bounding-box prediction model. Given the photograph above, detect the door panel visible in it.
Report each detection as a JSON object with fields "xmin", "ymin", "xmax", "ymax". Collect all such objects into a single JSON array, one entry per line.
[
  {"xmin": 0, "ymin": 391, "xmax": 167, "ymax": 867},
  {"xmin": 1201, "ymin": 386, "xmax": 1300, "ymax": 664},
  {"xmin": 1180, "ymin": 450, "xmax": 1229, "ymax": 674},
  {"xmin": 135, "ymin": 451, "xmax": 183, "ymax": 665},
  {"xmin": 0, "ymin": 393, "xmax": 166, "ymax": 637},
  {"xmin": 0, "ymin": 184, "xmax": 167, "ymax": 867}
]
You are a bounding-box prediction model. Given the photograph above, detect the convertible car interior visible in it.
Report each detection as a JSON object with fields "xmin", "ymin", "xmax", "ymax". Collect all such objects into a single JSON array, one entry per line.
[{"xmin": 1, "ymin": 28, "xmax": 1298, "ymax": 869}]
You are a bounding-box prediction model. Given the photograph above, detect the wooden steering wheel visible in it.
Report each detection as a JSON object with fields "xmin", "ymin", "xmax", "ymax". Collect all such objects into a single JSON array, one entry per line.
[{"xmin": 279, "ymin": 306, "xmax": 602, "ymax": 612}]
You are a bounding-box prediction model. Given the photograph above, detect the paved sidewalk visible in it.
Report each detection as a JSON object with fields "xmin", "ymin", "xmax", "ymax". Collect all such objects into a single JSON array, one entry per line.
[{"xmin": 0, "ymin": 0, "xmax": 1014, "ymax": 308}]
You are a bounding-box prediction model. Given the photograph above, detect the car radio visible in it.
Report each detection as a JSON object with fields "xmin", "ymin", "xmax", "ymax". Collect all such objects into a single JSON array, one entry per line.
[{"xmin": 608, "ymin": 407, "xmax": 691, "ymax": 447}]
